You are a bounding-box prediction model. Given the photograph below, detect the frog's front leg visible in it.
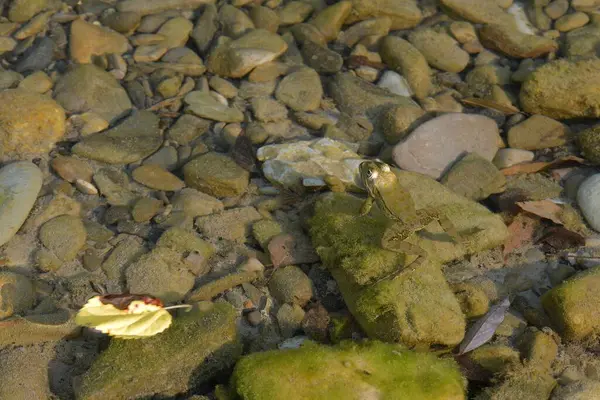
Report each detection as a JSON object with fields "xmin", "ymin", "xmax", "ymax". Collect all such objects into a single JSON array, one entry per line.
[
  {"xmin": 360, "ymin": 196, "xmax": 375, "ymax": 216},
  {"xmin": 375, "ymin": 222, "xmax": 428, "ymax": 283}
]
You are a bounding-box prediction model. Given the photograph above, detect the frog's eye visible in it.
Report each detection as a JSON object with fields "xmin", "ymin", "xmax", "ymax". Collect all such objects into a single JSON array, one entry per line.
[
  {"xmin": 381, "ymin": 164, "xmax": 391, "ymax": 173},
  {"xmin": 368, "ymin": 169, "xmax": 378, "ymax": 180}
]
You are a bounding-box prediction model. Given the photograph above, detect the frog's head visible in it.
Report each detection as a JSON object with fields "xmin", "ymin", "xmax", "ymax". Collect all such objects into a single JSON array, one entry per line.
[{"xmin": 359, "ymin": 160, "xmax": 393, "ymax": 194}]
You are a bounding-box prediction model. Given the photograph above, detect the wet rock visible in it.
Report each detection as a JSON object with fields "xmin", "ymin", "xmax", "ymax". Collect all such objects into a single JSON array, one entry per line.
[
  {"xmin": 156, "ymin": 16, "xmax": 192, "ymax": 49},
  {"xmin": 132, "ymin": 164, "xmax": 185, "ymax": 191},
  {"xmin": 72, "ymin": 111, "xmax": 162, "ymax": 164},
  {"xmin": 125, "ymin": 246, "xmax": 195, "ymax": 302},
  {"xmin": 279, "ymin": 2, "xmax": 313, "ymax": 26},
  {"xmin": 0, "ymin": 162, "xmax": 43, "ymax": 247},
  {"xmin": 191, "ymin": 4, "xmax": 218, "ymax": 54},
  {"xmin": 77, "ymin": 302, "xmax": 242, "ymax": 399},
  {"xmin": 309, "ymin": 181, "xmax": 507, "ymax": 345},
  {"xmin": 187, "ymin": 258, "xmax": 264, "ymax": 301},
  {"xmin": 101, "ymin": 235, "xmax": 147, "ymax": 281},
  {"xmin": 257, "ymin": 138, "xmax": 364, "ymax": 190},
  {"xmin": 0, "ymin": 346, "xmax": 54, "ymax": 400},
  {"xmin": 507, "ymin": 115, "xmax": 568, "ymax": 150},
  {"xmin": 381, "ymin": 104, "xmax": 425, "ymax": 144},
  {"xmin": 408, "ymin": 28, "xmax": 470, "ymax": 73},
  {"xmin": 555, "ymin": 12, "xmax": 589, "ymax": 32},
  {"xmin": 0, "ymin": 89, "xmax": 65, "ymax": 157},
  {"xmin": 275, "ymin": 67, "xmax": 323, "ymax": 111},
  {"xmin": 0, "ymin": 271, "xmax": 34, "ymax": 320},
  {"xmin": 290, "ymin": 23, "xmax": 327, "ymax": 46},
  {"xmin": 377, "ymin": 70, "xmax": 413, "ymax": 97},
  {"xmin": 51, "ymin": 156, "xmax": 93, "ymax": 183},
  {"xmin": 564, "ymin": 22, "xmax": 600, "ymax": 59},
  {"xmin": 300, "ymin": 40, "xmax": 343, "ymax": 74},
  {"xmin": 479, "ymin": 23, "xmax": 558, "ymax": 58},
  {"xmin": 209, "ymin": 76, "xmax": 238, "ymax": 98},
  {"xmin": 17, "ymin": 70, "xmax": 52, "ymax": 93},
  {"xmin": 101, "ymin": 11, "xmax": 141, "ymax": 34},
  {"xmin": 251, "ymin": 97, "xmax": 288, "ymax": 122},
  {"xmin": 156, "ymin": 227, "xmax": 214, "ymax": 273},
  {"xmin": 517, "ymin": 329, "xmax": 558, "ymax": 370},
  {"xmin": 219, "ymin": 4, "xmax": 255, "ymax": 38},
  {"xmin": 184, "ymin": 91, "xmax": 244, "ymax": 122},
  {"xmin": 346, "ymin": 0, "xmax": 421, "ymax": 30},
  {"xmin": 196, "ymin": 206, "xmax": 262, "ymax": 242},
  {"xmin": 552, "ymin": 380, "xmax": 600, "ymax": 399},
  {"xmin": 579, "ymin": 125, "xmax": 600, "ymax": 164},
  {"xmin": 230, "ymin": 341, "xmax": 465, "ymax": 399},
  {"xmin": 393, "ymin": 113, "xmax": 500, "ymax": 179},
  {"xmin": 166, "ymin": 115, "xmax": 211, "ymax": 146},
  {"xmin": 542, "ymin": 266, "xmax": 600, "ymax": 340},
  {"xmin": 9, "ymin": 0, "xmax": 55, "ymax": 22},
  {"xmin": 69, "ymin": 18, "xmax": 128, "ymax": 63},
  {"xmin": 439, "ymin": 0, "xmax": 513, "ymax": 24},
  {"xmin": 466, "ymin": 344, "xmax": 520, "ymax": 375},
  {"xmin": 250, "ymin": 6, "xmax": 279, "ymax": 33},
  {"xmin": 330, "ymin": 72, "xmax": 417, "ymax": 123},
  {"xmin": 183, "ymin": 152, "xmax": 249, "ymax": 197},
  {"xmin": 493, "ymin": 148, "xmax": 535, "ymax": 168},
  {"xmin": 54, "ymin": 64, "xmax": 132, "ymax": 123},
  {"xmin": 544, "ymin": 0, "xmax": 569, "ymax": 19},
  {"xmin": 380, "ymin": 36, "xmax": 431, "ymax": 99},
  {"xmin": 441, "ymin": 153, "xmax": 506, "ymax": 201},
  {"xmin": 520, "ymin": 59, "xmax": 600, "ymax": 119},
  {"xmin": 309, "ymin": 1, "xmax": 352, "ymax": 42},
  {"xmin": 93, "ymin": 168, "xmax": 137, "ymax": 206},
  {"xmin": 478, "ymin": 364, "xmax": 556, "ymax": 399},
  {"xmin": 268, "ymin": 265, "xmax": 314, "ymax": 307},
  {"xmin": 208, "ymin": 29, "xmax": 288, "ymax": 78},
  {"xmin": 39, "ymin": 215, "xmax": 86, "ymax": 261},
  {"xmin": 577, "ymin": 174, "xmax": 600, "ymax": 231},
  {"xmin": 0, "ymin": 309, "xmax": 79, "ymax": 346},
  {"xmin": 171, "ymin": 188, "xmax": 224, "ymax": 218},
  {"xmin": 117, "ymin": 0, "xmax": 216, "ymax": 16},
  {"xmin": 131, "ymin": 197, "xmax": 163, "ymax": 222},
  {"xmin": 276, "ymin": 303, "xmax": 305, "ymax": 338},
  {"xmin": 14, "ymin": 36, "xmax": 55, "ymax": 74},
  {"xmin": 142, "ymin": 146, "xmax": 178, "ymax": 171}
]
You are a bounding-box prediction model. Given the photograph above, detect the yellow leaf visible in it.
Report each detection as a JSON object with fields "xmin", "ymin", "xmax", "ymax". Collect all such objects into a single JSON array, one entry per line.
[{"xmin": 75, "ymin": 296, "xmax": 188, "ymax": 339}]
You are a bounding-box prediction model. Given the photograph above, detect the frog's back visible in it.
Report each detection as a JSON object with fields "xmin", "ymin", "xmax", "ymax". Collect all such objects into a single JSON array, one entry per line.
[{"xmin": 376, "ymin": 178, "xmax": 416, "ymax": 220}]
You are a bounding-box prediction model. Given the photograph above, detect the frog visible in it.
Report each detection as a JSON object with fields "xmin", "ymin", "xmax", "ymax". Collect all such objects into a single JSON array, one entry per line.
[{"xmin": 359, "ymin": 160, "xmax": 466, "ymax": 283}]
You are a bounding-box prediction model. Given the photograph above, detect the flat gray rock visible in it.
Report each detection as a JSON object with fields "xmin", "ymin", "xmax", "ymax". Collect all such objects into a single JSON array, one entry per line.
[
  {"xmin": 577, "ymin": 174, "xmax": 600, "ymax": 232},
  {"xmin": 0, "ymin": 162, "xmax": 42, "ymax": 247},
  {"xmin": 392, "ymin": 113, "xmax": 500, "ymax": 179}
]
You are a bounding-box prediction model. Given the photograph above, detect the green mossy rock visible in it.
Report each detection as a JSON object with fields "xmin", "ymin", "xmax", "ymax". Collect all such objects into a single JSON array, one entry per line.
[
  {"xmin": 309, "ymin": 170, "xmax": 508, "ymax": 347},
  {"xmin": 77, "ymin": 302, "xmax": 242, "ymax": 400},
  {"xmin": 229, "ymin": 341, "xmax": 466, "ymax": 400},
  {"xmin": 475, "ymin": 365, "xmax": 556, "ymax": 400},
  {"xmin": 466, "ymin": 344, "xmax": 520, "ymax": 375},
  {"xmin": 541, "ymin": 266, "xmax": 600, "ymax": 341}
]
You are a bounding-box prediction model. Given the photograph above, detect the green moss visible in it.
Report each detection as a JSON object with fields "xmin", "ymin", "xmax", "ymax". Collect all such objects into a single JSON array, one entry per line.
[
  {"xmin": 157, "ymin": 226, "xmax": 215, "ymax": 259},
  {"xmin": 579, "ymin": 125, "xmax": 600, "ymax": 164},
  {"xmin": 476, "ymin": 365, "xmax": 556, "ymax": 400},
  {"xmin": 542, "ymin": 266, "xmax": 600, "ymax": 341},
  {"xmin": 77, "ymin": 302, "xmax": 242, "ymax": 400},
  {"xmin": 467, "ymin": 345, "xmax": 520, "ymax": 375},
  {"xmin": 230, "ymin": 341, "xmax": 466, "ymax": 400},
  {"xmin": 308, "ymin": 171, "xmax": 507, "ymax": 347},
  {"xmin": 251, "ymin": 219, "xmax": 283, "ymax": 249}
]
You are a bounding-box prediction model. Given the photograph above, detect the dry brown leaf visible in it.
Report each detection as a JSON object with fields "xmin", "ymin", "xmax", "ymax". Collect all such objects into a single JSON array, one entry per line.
[
  {"xmin": 501, "ymin": 156, "xmax": 585, "ymax": 176},
  {"xmin": 461, "ymin": 97, "xmax": 521, "ymax": 115},
  {"xmin": 503, "ymin": 213, "xmax": 538, "ymax": 256},
  {"xmin": 516, "ymin": 200, "xmax": 563, "ymax": 225},
  {"xmin": 538, "ymin": 227, "xmax": 585, "ymax": 250}
]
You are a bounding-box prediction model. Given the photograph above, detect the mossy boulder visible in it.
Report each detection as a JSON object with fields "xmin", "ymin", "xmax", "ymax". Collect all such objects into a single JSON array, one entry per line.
[
  {"xmin": 309, "ymin": 170, "xmax": 508, "ymax": 347},
  {"xmin": 77, "ymin": 302, "xmax": 242, "ymax": 400},
  {"xmin": 475, "ymin": 364, "xmax": 556, "ymax": 400},
  {"xmin": 541, "ymin": 266, "xmax": 600, "ymax": 341},
  {"xmin": 229, "ymin": 340, "xmax": 466, "ymax": 399}
]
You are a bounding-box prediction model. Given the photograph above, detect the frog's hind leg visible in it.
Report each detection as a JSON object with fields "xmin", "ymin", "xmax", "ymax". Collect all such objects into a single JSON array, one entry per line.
[
  {"xmin": 377, "ymin": 225, "xmax": 428, "ymax": 283},
  {"xmin": 417, "ymin": 208, "xmax": 462, "ymax": 243}
]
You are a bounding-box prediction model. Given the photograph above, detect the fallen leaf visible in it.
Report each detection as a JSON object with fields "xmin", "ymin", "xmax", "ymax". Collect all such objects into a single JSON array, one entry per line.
[
  {"xmin": 501, "ymin": 156, "xmax": 585, "ymax": 176},
  {"xmin": 458, "ymin": 297, "xmax": 511, "ymax": 355},
  {"xmin": 232, "ymin": 133, "xmax": 257, "ymax": 172},
  {"xmin": 75, "ymin": 295, "xmax": 191, "ymax": 339},
  {"xmin": 461, "ymin": 97, "xmax": 521, "ymax": 115},
  {"xmin": 516, "ymin": 200, "xmax": 564, "ymax": 225},
  {"xmin": 538, "ymin": 227, "xmax": 585, "ymax": 250},
  {"xmin": 503, "ymin": 213, "xmax": 538, "ymax": 256}
]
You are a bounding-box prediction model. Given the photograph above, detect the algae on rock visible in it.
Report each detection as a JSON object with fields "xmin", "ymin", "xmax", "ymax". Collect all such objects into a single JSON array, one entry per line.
[
  {"xmin": 77, "ymin": 302, "xmax": 242, "ymax": 400},
  {"xmin": 309, "ymin": 169, "xmax": 508, "ymax": 347},
  {"xmin": 229, "ymin": 340, "xmax": 466, "ymax": 400}
]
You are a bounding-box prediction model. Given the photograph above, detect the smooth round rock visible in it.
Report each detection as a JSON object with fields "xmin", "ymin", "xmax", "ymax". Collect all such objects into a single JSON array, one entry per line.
[
  {"xmin": 0, "ymin": 271, "xmax": 34, "ymax": 319},
  {"xmin": 577, "ymin": 174, "xmax": 600, "ymax": 231},
  {"xmin": 492, "ymin": 148, "xmax": 535, "ymax": 169},
  {"xmin": 0, "ymin": 89, "xmax": 65, "ymax": 157},
  {"xmin": 392, "ymin": 113, "xmax": 500, "ymax": 179},
  {"xmin": 132, "ymin": 164, "xmax": 185, "ymax": 191},
  {"xmin": 0, "ymin": 162, "xmax": 42, "ymax": 247}
]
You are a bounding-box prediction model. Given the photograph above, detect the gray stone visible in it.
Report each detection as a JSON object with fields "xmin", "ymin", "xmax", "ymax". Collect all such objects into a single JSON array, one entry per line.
[
  {"xmin": 72, "ymin": 111, "xmax": 162, "ymax": 164},
  {"xmin": 0, "ymin": 162, "xmax": 42, "ymax": 247},
  {"xmin": 577, "ymin": 174, "xmax": 600, "ymax": 231},
  {"xmin": 269, "ymin": 265, "xmax": 314, "ymax": 307},
  {"xmin": 39, "ymin": 215, "xmax": 86, "ymax": 261},
  {"xmin": 251, "ymin": 97, "xmax": 288, "ymax": 122},
  {"xmin": 276, "ymin": 303, "xmax": 305, "ymax": 338},
  {"xmin": 184, "ymin": 91, "xmax": 244, "ymax": 123},
  {"xmin": 441, "ymin": 153, "xmax": 506, "ymax": 201},
  {"xmin": 126, "ymin": 247, "xmax": 195, "ymax": 302},
  {"xmin": 166, "ymin": 114, "xmax": 211, "ymax": 145},
  {"xmin": 195, "ymin": 206, "xmax": 262, "ymax": 242},
  {"xmin": 380, "ymin": 36, "xmax": 432, "ymax": 99},
  {"xmin": 183, "ymin": 152, "xmax": 249, "ymax": 197},
  {"xmin": 101, "ymin": 235, "xmax": 147, "ymax": 282},
  {"xmin": 117, "ymin": 0, "xmax": 216, "ymax": 15},
  {"xmin": 300, "ymin": 41, "xmax": 343, "ymax": 74},
  {"xmin": 345, "ymin": 0, "xmax": 422, "ymax": 30},
  {"xmin": 93, "ymin": 168, "xmax": 137, "ymax": 206},
  {"xmin": 408, "ymin": 28, "xmax": 470, "ymax": 73},
  {"xmin": 53, "ymin": 64, "xmax": 131, "ymax": 123},
  {"xmin": 392, "ymin": 113, "xmax": 501, "ymax": 179},
  {"xmin": 171, "ymin": 188, "xmax": 224, "ymax": 218},
  {"xmin": 0, "ymin": 271, "xmax": 34, "ymax": 319}
]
